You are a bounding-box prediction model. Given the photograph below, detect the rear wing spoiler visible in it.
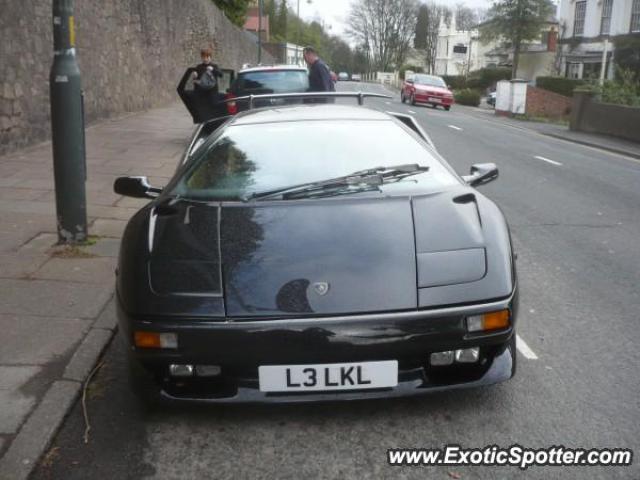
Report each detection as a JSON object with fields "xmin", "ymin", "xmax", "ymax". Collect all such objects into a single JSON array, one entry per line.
[{"xmin": 222, "ymin": 91, "xmax": 392, "ymax": 109}]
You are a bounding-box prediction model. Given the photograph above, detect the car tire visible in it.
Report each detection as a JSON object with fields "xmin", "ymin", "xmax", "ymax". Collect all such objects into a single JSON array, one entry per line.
[
  {"xmin": 410, "ymin": 94, "xmax": 416, "ymax": 106},
  {"xmin": 444, "ymin": 106, "xmax": 451, "ymax": 111},
  {"xmin": 126, "ymin": 346, "xmax": 162, "ymax": 410},
  {"xmin": 401, "ymin": 92, "xmax": 406, "ymax": 103},
  {"xmin": 508, "ymin": 333, "xmax": 517, "ymax": 378}
]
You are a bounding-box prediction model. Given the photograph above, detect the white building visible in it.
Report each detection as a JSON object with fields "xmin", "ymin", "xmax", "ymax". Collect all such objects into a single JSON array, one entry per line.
[
  {"xmin": 434, "ymin": 15, "xmax": 487, "ymax": 75},
  {"xmin": 262, "ymin": 42, "xmax": 306, "ymax": 67},
  {"xmin": 429, "ymin": 13, "xmax": 561, "ymax": 82},
  {"xmin": 558, "ymin": 0, "xmax": 639, "ymax": 79}
]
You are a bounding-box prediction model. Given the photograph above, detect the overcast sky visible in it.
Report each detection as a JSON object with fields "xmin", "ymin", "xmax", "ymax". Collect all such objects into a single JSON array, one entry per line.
[{"xmin": 299, "ymin": 0, "xmax": 495, "ymax": 42}]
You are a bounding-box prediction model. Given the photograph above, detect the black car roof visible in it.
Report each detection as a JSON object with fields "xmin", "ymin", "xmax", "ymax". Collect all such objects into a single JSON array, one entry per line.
[{"xmin": 230, "ymin": 105, "xmax": 391, "ymax": 126}]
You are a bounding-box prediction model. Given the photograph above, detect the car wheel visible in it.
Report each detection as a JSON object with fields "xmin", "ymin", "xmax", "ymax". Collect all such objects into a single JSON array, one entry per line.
[
  {"xmin": 509, "ymin": 333, "xmax": 517, "ymax": 377},
  {"xmin": 126, "ymin": 346, "xmax": 162, "ymax": 410},
  {"xmin": 444, "ymin": 105, "xmax": 451, "ymax": 111},
  {"xmin": 401, "ymin": 92, "xmax": 406, "ymax": 103},
  {"xmin": 410, "ymin": 94, "xmax": 416, "ymax": 106}
]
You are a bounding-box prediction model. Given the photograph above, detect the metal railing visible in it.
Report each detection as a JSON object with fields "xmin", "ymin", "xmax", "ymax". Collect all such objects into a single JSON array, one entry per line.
[{"xmin": 223, "ymin": 91, "xmax": 392, "ymax": 110}]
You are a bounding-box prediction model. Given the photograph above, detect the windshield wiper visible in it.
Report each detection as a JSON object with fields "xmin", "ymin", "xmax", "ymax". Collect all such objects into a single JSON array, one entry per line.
[{"xmin": 243, "ymin": 164, "xmax": 429, "ymax": 202}]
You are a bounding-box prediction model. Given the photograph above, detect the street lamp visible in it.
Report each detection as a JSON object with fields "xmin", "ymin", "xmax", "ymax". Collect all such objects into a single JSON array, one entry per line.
[{"xmin": 50, "ymin": 0, "xmax": 87, "ymax": 244}]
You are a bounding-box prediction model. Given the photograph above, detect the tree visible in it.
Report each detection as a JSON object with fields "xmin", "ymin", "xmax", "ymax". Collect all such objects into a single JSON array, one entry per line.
[
  {"xmin": 326, "ymin": 36, "xmax": 354, "ymax": 72},
  {"xmin": 473, "ymin": 7, "xmax": 489, "ymax": 23},
  {"xmin": 415, "ymin": 3, "xmax": 450, "ymax": 74},
  {"xmin": 276, "ymin": 0, "xmax": 288, "ymax": 41},
  {"xmin": 614, "ymin": 36, "xmax": 640, "ymax": 76},
  {"xmin": 353, "ymin": 45, "xmax": 371, "ymax": 73},
  {"xmin": 479, "ymin": 0, "xmax": 555, "ymax": 77},
  {"xmin": 347, "ymin": 0, "xmax": 419, "ymax": 71},
  {"xmin": 455, "ymin": 4, "xmax": 478, "ymax": 31},
  {"xmin": 266, "ymin": 0, "xmax": 277, "ymax": 37},
  {"xmin": 414, "ymin": 4, "xmax": 429, "ymax": 49},
  {"xmin": 212, "ymin": 0, "xmax": 253, "ymax": 27}
]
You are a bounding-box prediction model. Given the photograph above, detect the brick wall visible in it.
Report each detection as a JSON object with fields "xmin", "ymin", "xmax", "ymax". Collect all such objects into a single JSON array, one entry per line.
[
  {"xmin": 0, "ymin": 0, "xmax": 272, "ymax": 154},
  {"xmin": 526, "ymin": 86, "xmax": 572, "ymax": 119}
]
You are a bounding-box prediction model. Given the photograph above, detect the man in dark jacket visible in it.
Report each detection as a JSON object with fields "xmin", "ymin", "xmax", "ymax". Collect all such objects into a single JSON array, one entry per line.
[{"xmin": 303, "ymin": 46, "xmax": 335, "ymax": 103}]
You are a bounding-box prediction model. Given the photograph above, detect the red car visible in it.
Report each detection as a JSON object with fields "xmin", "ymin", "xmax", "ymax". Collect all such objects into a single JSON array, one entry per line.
[{"xmin": 401, "ymin": 74, "xmax": 454, "ymax": 111}]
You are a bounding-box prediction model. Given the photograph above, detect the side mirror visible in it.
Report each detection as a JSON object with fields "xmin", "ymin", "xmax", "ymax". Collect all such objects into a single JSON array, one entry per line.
[
  {"xmin": 462, "ymin": 163, "xmax": 499, "ymax": 186},
  {"xmin": 114, "ymin": 176, "xmax": 162, "ymax": 199},
  {"xmin": 406, "ymin": 79, "xmax": 414, "ymax": 84}
]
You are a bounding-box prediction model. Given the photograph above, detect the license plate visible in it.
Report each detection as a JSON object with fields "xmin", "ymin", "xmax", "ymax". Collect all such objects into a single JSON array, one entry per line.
[
  {"xmin": 258, "ymin": 360, "xmax": 398, "ymax": 392},
  {"xmin": 428, "ymin": 97, "xmax": 442, "ymax": 103}
]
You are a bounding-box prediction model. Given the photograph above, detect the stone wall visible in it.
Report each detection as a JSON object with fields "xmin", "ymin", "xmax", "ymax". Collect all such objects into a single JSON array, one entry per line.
[
  {"xmin": 526, "ymin": 86, "xmax": 572, "ymax": 119},
  {"xmin": 0, "ymin": 0, "xmax": 271, "ymax": 154},
  {"xmin": 570, "ymin": 91, "xmax": 640, "ymax": 143}
]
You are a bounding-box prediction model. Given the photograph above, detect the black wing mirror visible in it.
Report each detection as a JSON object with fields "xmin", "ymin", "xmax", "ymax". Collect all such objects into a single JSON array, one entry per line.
[
  {"xmin": 114, "ymin": 176, "xmax": 162, "ymax": 199},
  {"xmin": 462, "ymin": 163, "xmax": 499, "ymax": 186}
]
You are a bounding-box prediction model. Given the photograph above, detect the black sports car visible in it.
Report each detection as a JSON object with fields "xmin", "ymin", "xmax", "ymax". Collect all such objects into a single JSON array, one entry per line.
[{"xmin": 114, "ymin": 93, "xmax": 518, "ymax": 404}]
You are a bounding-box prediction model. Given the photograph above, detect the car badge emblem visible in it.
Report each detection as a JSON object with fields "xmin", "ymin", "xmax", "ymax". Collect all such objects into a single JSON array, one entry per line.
[{"xmin": 313, "ymin": 282, "xmax": 330, "ymax": 296}]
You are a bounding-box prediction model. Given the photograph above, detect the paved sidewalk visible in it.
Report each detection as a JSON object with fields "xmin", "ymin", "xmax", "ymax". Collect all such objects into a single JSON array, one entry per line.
[{"xmin": 0, "ymin": 104, "xmax": 193, "ymax": 480}]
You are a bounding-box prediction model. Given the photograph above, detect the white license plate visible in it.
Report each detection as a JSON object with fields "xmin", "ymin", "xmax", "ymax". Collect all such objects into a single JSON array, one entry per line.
[
  {"xmin": 258, "ymin": 360, "xmax": 398, "ymax": 392},
  {"xmin": 428, "ymin": 97, "xmax": 442, "ymax": 103}
]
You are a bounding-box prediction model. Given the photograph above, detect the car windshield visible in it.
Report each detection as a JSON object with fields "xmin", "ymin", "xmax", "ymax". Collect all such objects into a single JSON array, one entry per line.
[
  {"xmin": 413, "ymin": 75, "xmax": 447, "ymax": 88},
  {"xmin": 171, "ymin": 119, "xmax": 459, "ymax": 201},
  {"xmin": 236, "ymin": 70, "xmax": 309, "ymax": 94}
]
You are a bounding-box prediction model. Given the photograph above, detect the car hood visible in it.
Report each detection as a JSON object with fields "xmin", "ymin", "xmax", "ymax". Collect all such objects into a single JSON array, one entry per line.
[
  {"xmin": 144, "ymin": 198, "xmax": 417, "ymax": 318},
  {"xmin": 117, "ymin": 190, "xmax": 514, "ymax": 319}
]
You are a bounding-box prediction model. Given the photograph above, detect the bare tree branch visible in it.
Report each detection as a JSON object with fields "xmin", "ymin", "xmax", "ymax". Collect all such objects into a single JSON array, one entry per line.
[{"xmin": 348, "ymin": 0, "xmax": 418, "ymax": 71}]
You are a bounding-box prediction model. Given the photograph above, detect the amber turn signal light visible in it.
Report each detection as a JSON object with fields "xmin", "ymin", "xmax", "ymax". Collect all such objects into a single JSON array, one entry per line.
[
  {"xmin": 466, "ymin": 310, "xmax": 510, "ymax": 332},
  {"xmin": 134, "ymin": 331, "xmax": 178, "ymax": 349}
]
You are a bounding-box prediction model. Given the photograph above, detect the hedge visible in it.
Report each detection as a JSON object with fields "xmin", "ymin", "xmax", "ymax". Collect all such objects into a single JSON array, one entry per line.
[
  {"xmin": 613, "ymin": 35, "xmax": 640, "ymax": 74},
  {"xmin": 467, "ymin": 68, "xmax": 512, "ymax": 90},
  {"xmin": 442, "ymin": 68, "xmax": 512, "ymax": 91},
  {"xmin": 442, "ymin": 75, "xmax": 467, "ymax": 89},
  {"xmin": 536, "ymin": 77, "xmax": 585, "ymax": 97},
  {"xmin": 454, "ymin": 88, "xmax": 481, "ymax": 106}
]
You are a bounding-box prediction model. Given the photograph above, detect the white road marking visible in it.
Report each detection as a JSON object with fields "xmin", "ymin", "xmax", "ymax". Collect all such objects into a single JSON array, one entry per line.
[
  {"xmin": 437, "ymin": 102, "xmax": 640, "ymax": 164},
  {"xmin": 534, "ymin": 155, "xmax": 563, "ymax": 166},
  {"xmin": 448, "ymin": 125, "xmax": 463, "ymax": 131},
  {"xmin": 516, "ymin": 334, "xmax": 539, "ymax": 360},
  {"xmin": 408, "ymin": 110, "xmax": 417, "ymax": 114},
  {"xmin": 385, "ymin": 101, "xmax": 392, "ymax": 105}
]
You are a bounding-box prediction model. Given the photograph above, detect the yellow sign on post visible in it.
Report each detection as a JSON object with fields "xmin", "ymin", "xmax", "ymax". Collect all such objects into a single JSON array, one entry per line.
[{"xmin": 69, "ymin": 15, "xmax": 75, "ymax": 47}]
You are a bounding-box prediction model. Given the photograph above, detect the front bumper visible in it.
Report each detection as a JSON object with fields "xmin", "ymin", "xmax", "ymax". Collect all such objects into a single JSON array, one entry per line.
[
  {"xmin": 414, "ymin": 93, "xmax": 454, "ymax": 106},
  {"xmin": 119, "ymin": 293, "xmax": 517, "ymax": 403}
]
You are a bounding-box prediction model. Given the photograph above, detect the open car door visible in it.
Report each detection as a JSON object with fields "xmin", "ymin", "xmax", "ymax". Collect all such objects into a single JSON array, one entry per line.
[{"xmin": 177, "ymin": 67, "xmax": 235, "ymax": 124}]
